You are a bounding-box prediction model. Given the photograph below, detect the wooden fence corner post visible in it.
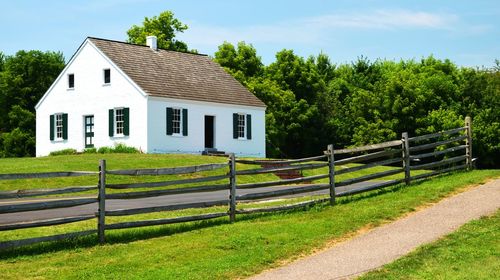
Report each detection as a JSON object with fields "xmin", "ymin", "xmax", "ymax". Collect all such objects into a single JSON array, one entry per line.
[
  {"xmin": 402, "ymin": 132, "xmax": 411, "ymax": 185},
  {"xmin": 465, "ymin": 116, "xmax": 473, "ymax": 170},
  {"xmin": 327, "ymin": 144, "xmax": 336, "ymax": 205},
  {"xmin": 98, "ymin": 159, "xmax": 106, "ymax": 244},
  {"xmin": 229, "ymin": 153, "xmax": 236, "ymax": 223}
]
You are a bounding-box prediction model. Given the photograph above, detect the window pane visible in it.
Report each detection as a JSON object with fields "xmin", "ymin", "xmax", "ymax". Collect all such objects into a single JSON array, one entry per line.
[
  {"xmin": 172, "ymin": 108, "xmax": 180, "ymax": 134},
  {"xmin": 68, "ymin": 74, "xmax": 74, "ymax": 88},
  {"xmin": 238, "ymin": 114, "xmax": 245, "ymax": 138},
  {"xmin": 104, "ymin": 69, "xmax": 111, "ymax": 84},
  {"xmin": 56, "ymin": 114, "xmax": 63, "ymax": 139},
  {"xmin": 115, "ymin": 109, "xmax": 124, "ymax": 135}
]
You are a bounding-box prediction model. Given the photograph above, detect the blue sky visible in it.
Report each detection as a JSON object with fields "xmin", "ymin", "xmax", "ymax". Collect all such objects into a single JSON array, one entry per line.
[{"xmin": 1, "ymin": 0, "xmax": 498, "ymax": 67}]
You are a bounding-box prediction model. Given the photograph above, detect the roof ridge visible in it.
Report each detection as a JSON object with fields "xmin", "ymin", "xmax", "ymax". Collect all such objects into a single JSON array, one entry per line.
[{"xmin": 87, "ymin": 36, "xmax": 207, "ymax": 57}]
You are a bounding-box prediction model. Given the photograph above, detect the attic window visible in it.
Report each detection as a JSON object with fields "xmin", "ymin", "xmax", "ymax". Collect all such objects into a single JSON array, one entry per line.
[
  {"xmin": 68, "ymin": 74, "xmax": 74, "ymax": 89},
  {"xmin": 103, "ymin": 69, "xmax": 111, "ymax": 85}
]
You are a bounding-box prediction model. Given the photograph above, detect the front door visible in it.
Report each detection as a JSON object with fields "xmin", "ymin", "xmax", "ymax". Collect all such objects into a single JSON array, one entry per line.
[
  {"xmin": 85, "ymin": 115, "xmax": 94, "ymax": 148},
  {"xmin": 204, "ymin": 116, "xmax": 214, "ymax": 149}
]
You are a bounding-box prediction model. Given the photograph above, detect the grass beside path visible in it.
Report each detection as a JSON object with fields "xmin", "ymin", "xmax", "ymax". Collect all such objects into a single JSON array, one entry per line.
[
  {"xmin": 0, "ymin": 170, "xmax": 498, "ymax": 279},
  {"xmin": 359, "ymin": 209, "xmax": 500, "ymax": 280}
]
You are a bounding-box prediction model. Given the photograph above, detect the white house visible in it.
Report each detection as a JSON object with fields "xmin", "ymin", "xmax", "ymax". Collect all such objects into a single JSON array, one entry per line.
[{"xmin": 35, "ymin": 36, "xmax": 266, "ymax": 157}]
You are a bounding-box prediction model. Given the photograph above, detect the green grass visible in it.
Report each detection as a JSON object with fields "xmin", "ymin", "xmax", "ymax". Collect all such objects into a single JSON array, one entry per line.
[
  {"xmin": 0, "ymin": 169, "xmax": 498, "ymax": 279},
  {"xmin": 303, "ymin": 162, "xmax": 430, "ymax": 183},
  {"xmin": 0, "ymin": 154, "xmax": 277, "ymax": 194},
  {"xmin": 359, "ymin": 209, "xmax": 500, "ymax": 280},
  {"xmin": 0, "ymin": 154, "xmax": 417, "ymax": 195}
]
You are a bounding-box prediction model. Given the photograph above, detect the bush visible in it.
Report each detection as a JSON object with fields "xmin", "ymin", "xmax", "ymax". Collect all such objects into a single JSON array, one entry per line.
[
  {"xmin": 0, "ymin": 128, "xmax": 35, "ymax": 157},
  {"xmin": 97, "ymin": 143, "xmax": 140, "ymax": 154},
  {"xmin": 83, "ymin": 147, "xmax": 97, "ymax": 154},
  {"xmin": 112, "ymin": 143, "xmax": 140, "ymax": 153},
  {"xmin": 97, "ymin": 146, "xmax": 113, "ymax": 154},
  {"xmin": 49, "ymin": 148, "xmax": 77, "ymax": 156}
]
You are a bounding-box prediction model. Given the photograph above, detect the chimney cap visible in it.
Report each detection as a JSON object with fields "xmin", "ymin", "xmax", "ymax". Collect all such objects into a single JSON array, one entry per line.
[{"xmin": 146, "ymin": 35, "xmax": 157, "ymax": 51}]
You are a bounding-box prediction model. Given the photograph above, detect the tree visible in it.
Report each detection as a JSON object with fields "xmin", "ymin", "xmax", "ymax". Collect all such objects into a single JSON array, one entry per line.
[
  {"xmin": 0, "ymin": 50, "xmax": 64, "ymax": 157},
  {"xmin": 127, "ymin": 11, "xmax": 190, "ymax": 52},
  {"xmin": 265, "ymin": 49, "xmax": 325, "ymax": 104},
  {"xmin": 0, "ymin": 52, "xmax": 4, "ymax": 72},
  {"xmin": 214, "ymin": 41, "xmax": 263, "ymax": 83}
]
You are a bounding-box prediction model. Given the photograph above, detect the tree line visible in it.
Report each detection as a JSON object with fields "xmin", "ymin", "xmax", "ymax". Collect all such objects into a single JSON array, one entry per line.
[
  {"xmin": 212, "ymin": 43, "xmax": 499, "ymax": 168},
  {"xmin": 0, "ymin": 11, "xmax": 498, "ymax": 168}
]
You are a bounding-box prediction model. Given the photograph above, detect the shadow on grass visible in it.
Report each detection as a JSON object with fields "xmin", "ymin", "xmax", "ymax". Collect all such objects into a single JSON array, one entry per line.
[
  {"xmin": 0, "ymin": 172, "xmax": 458, "ymax": 260},
  {"xmin": 0, "ymin": 217, "xmax": 231, "ymax": 260}
]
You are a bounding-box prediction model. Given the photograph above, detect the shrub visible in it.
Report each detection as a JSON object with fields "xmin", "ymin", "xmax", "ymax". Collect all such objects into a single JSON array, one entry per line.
[
  {"xmin": 83, "ymin": 147, "xmax": 97, "ymax": 154},
  {"xmin": 113, "ymin": 143, "xmax": 140, "ymax": 153},
  {"xmin": 49, "ymin": 148, "xmax": 77, "ymax": 156},
  {"xmin": 97, "ymin": 143, "xmax": 140, "ymax": 154},
  {"xmin": 97, "ymin": 146, "xmax": 113, "ymax": 154}
]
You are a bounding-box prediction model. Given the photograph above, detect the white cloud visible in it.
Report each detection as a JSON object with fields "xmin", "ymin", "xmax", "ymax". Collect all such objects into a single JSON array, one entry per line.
[
  {"xmin": 307, "ymin": 9, "xmax": 457, "ymax": 30},
  {"xmin": 179, "ymin": 9, "xmax": 459, "ymax": 48}
]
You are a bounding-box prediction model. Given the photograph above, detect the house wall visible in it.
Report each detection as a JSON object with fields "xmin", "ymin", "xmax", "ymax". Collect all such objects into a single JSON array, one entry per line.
[
  {"xmin": 35, "ymin": 41, "xmax": 148, "ymax": 156},
  {"xmin": 147, "ymin": 97, "xmax": 266, "ymax": 157}
]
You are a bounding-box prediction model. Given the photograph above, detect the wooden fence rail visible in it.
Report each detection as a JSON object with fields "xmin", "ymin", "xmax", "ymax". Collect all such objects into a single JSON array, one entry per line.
[{"xmin": 0, "ymin": 117, "xmax": 473, "ymax": 250}]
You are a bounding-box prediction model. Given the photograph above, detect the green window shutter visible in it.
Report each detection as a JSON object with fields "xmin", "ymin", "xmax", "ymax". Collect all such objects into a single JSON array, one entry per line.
[
  {"xmin": 246, "ymin": 114, "xmax": 252, "ymax": 140},
  {"xmin": 182, "ymin": 108, "xmax": 188, "ymax": 136},
  {"xmin": 233, "ymin": 113, "xmax": 238, "ymax": 139},
  {"xmin": 123, "ymin": 107, "xmax": 130, "ymax": 136},
  {"xmin": 109, "ymin": 109, "xmax": 114, "ymax": 137},
  {"xmin": 166, "ymin": 107, "xmax": 173, "ymax": 135},
  {"xmin": 49, "ymin": 114, "xmax": 54, "ymax": 141},
  {"xmin": 62, "ymin": 113, "xmax": 68, "ymax": 140}
]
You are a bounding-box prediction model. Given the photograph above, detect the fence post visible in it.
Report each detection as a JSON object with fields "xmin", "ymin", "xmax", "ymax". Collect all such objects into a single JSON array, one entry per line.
[
  {"xmin": 402, "ymin": 132, "xmax": 411, "ymax": 185},
  {"xmin": 465, "ymin": 116, "xmax": 473, "ymax": 170},
  {"xmin": 98, "ymin": 159, "xmax": 106, "ymax": 244},
  {"xmin": 327, "ymin": 144, "xmax": 336, "ymax": 205},
  {"xmin": 229, "ymin": 153, "xmax": 236, "ymax": 223}
]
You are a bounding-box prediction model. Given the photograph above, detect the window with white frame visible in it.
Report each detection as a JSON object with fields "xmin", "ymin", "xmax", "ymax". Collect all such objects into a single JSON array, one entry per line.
[
  {"xmin": 238, "ymin": 113, "xmax": 246, "ymax": 138},
  {"xmin": 55, "ymin": 114, "xmax": 63, "ymax": 140},
  {"xmin": 115, "ymin": 108, "xmax": 124, "ymax": 135},
  {"xmin": 172, "ymin": 108, "xmax": 181, "ymax": 134}
]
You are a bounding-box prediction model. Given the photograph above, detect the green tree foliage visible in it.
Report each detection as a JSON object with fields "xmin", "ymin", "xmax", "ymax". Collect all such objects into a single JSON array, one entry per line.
[
  {"xmin": 0, "ymin": 50, "xmax": 64, "ymax": 157},
  {"xmin": 214, "ymin": 41, "xmax": 263, "ymax": 83},
  {"xmin": 0, "ymin": 52, "xmax": 5, "ymax": 72},
  {"xmin": 1, "ymin": 16, "xmax": 498, "ymax": 168},
  {"xmin": 127, "ymin": 11, "xmax": 190, "ymax": 52},
  {"xmin": 215, "ymin": 41, "xmax": 499, "ymax": 167}
]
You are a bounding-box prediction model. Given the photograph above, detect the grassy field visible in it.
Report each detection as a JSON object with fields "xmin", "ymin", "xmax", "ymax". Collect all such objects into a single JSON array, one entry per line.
[
  {"xmin": 0, "ymin": 153, "xmax": 424, "ymax": 194},
  {"xmin": 359, "ymin": 209, "xmax": 500, "ymax": 280},
  {"xmin": 0, "ymin": 154, "xmax": 275, "ymax": 193},
  {"xmin": 0, "ymin": 166, "xmax": 498, "ymax": 279}
]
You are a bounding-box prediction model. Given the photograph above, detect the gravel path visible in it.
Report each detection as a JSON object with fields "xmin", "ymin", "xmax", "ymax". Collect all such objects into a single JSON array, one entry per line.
[{"xmin": 249, "ymin": 179, "xmax": 500, "ymax": 280}]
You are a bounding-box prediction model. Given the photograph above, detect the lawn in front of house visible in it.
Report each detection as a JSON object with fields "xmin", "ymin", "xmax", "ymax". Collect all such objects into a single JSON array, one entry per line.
[
  {"xmin": 0, "ymin": 153, "xmax": 416, "ymax": 195},
  {"xmin": 0, "ymin": 170, "xmax": 498, "ymax": 279}
]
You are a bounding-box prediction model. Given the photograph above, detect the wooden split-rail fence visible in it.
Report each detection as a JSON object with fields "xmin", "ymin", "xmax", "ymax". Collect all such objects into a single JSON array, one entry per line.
[{"xmin": 0, "ymin": 117, "xmax": 473, "ymax": 250}]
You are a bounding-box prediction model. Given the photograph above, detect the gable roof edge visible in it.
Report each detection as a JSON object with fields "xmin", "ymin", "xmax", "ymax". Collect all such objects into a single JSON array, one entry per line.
[
  {"xmin": 35, "ymin": 39, "xmax": 89, "ymax": 110},
  {"xmin": 87, "ymin": 39, "xmax": 148, "ymax": 98}
]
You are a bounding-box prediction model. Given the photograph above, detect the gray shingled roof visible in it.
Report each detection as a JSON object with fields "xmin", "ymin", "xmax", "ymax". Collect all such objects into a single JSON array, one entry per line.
[{"xmin": 89, "ymin": 37, "xmax": 266, "ymax": 108}]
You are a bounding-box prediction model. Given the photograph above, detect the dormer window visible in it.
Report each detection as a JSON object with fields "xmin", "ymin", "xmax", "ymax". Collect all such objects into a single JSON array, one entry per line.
[
  {"xmin": 103, "ymin": 69, "xmax": 111, "ymax": 85},
  {"xmin": 68, "ymin": 74, "xmax": 74, "ymax": 89}
]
